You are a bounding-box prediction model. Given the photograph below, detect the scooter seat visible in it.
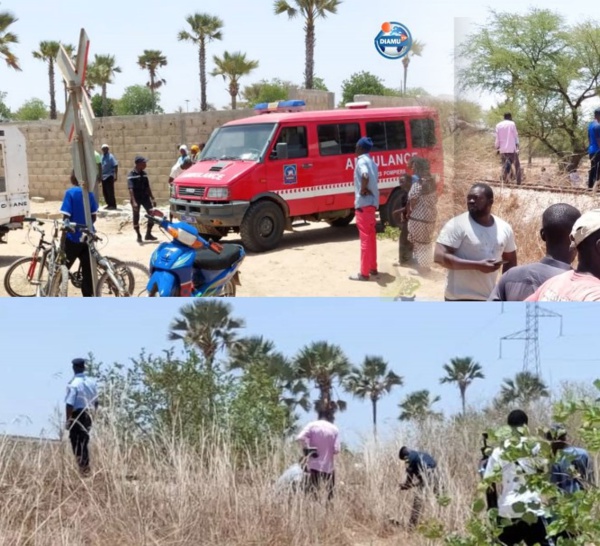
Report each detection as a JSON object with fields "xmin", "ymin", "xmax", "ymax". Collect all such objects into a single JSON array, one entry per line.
[{"xmin": 194, "ymin": 244, "xmax": 243, "ymax": 271}]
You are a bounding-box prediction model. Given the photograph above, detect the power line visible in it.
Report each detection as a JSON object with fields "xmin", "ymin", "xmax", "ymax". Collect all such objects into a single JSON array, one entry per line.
[{"xmin": 499, "ymin": 303, "xmax": 563, "ymax": 376}]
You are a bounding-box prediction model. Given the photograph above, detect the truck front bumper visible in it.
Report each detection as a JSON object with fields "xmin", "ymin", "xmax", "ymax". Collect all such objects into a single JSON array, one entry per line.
[{"xmin": 169, "ymin": 198, "xmax": 250, "ymax": 228}]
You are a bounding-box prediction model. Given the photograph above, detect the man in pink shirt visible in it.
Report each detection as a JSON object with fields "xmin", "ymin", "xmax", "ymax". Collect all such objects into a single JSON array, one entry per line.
[
  {"xmin": 495, "ymin": 113, "xmax": 522, "ymax": 185},
  {"xmin": 526, "ymin": 209, "xmax": 600, "ymax": 301},
  {"xmin": 296, "ymin": 410, "xmax": 341, "ymax": 500}
]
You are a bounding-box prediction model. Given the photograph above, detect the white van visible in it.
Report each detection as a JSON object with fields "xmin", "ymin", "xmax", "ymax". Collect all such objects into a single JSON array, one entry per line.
[{"xmin": 0, "ymin": 126, "xmax": 29, "ymax": 242}]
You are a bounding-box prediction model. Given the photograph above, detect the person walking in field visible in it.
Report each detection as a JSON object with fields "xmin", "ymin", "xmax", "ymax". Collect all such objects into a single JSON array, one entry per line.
[
  {"xmin": 398, "ymin": 446, "xmax": 438, "ymax": 529},
  {"xmin": 434, "ymin": 183, "xmax": 517, "ymax": 301},
  {"xmin": 495, "ymin": 113, "xmax": 521, "ymax": 185},
  {"xmin": 489, "ymin": 203, "xmax": 581, "ymax": 301},
  {"xmin": 587, "ymin": 108, "xmax": 600, "ymax": 190},
  {"xmin": 349, "ymin": 136, "xmax": 379, "ymax": 281},
  {"xmin": 296, "ymin": 409, "xmax": 340, "ymax": 500},
  {"xmin": 65, "ymin": 358, "xmax": 98, "ymax": 475}
]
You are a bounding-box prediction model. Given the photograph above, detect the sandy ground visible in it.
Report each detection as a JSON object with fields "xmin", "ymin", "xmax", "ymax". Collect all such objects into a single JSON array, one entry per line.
[{"xmin": 0, "ymin": 201, "xmax": 446, "ymax": 299}]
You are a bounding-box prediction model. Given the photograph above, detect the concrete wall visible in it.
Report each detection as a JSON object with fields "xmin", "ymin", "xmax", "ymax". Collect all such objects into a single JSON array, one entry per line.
[{"xmin": 7, "ymin": 89, "xmax": 337, "ymax": 203}]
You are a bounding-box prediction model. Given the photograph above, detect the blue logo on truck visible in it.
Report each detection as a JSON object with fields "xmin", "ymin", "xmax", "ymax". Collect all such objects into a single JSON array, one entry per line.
[{"xmin": 284, "ymin": 165, "xmax": 297, "ymax": 185}]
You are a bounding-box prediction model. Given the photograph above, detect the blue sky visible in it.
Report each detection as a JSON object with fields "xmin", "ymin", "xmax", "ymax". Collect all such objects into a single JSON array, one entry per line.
[
  {"xmin": 0, "ymin": 1, "xmax": 594, "ymax": 113},
  {"xmin": 1, "ymin": 300, "xmax": 598, "ymax": 446}
]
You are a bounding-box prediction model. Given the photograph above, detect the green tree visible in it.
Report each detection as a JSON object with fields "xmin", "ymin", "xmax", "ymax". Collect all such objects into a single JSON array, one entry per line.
[
  {"xmin": 459, "ymin": 8, "xmax": 600, "ymax": 171},
  {"xmin": 344, "ymin": 356, "xmax": 403, "ymax": 437},
  {"xmin": 0, "ymin": 6, "xmax": 20, "ymax": 70},
  {"xmin": 14, "ymin": 98, "xmax": 48, "ymax": 121},
  {"xmin": 439, "ymin": 356, "xmax": 484, "ymax": 415},
  {"xmin": 398, "ymin": 389, "xmax": 442, "ymax": 423},
  {"xmin": 274, "ymin": 0, "xmax": 341, "ymax": 89},
  {"xmin": 340, "ymin": 71, "xmax": 395, "ymax": 105},
  {"xmin": 168, "ymin": 300, "xmax": 245, "ymax": 371},
  {"xmin": 312, "ymin": 76, "xmax": 328, "ymax": 91},
  {"xmin": 178, "ymin": 13, "xmax": 224, "ymax": 112},
  {"xmin": 32, "ymin": 41, "xmax": 61, "ymax": 119},
  {"xmin": 90, "ymin": 93, "xmax": 115, "ymax": 118},
  {"xmin": 401, "ymin": 39, "xmax": 425, "ymax": 95},
  {"xmin": 294, "ymin": 341, "xmax": 350, "ymax": 420},
  {"xmin": 242, "ymin": 78, "xmax": 296, "ymax": 107},
  {"xmin": 211, "ymin": 51, "xmax": 259, "ymax": 110},
  {"xmin": 499, "ymin": 371, "xmax": 550, "ymax": 406},
  {"xmin": 0, "ymin": 90, "xmax": 11, "ymax": 120},
  {"xmin": 87, "ymin": 54, "xmax": 121, "ymax": 117},
  {"xmin": 137, "ymin": 49, "xmax": 167, "ymax": 112},
  {"xmin": 114, "ymin": 85, "xmax": 163, "ymax": 116}
]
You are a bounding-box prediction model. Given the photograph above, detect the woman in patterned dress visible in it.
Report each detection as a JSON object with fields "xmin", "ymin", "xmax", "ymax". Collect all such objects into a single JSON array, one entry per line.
[{"xmin": 407, "ymin": 157, "xmax": 438, "ymax": 274}]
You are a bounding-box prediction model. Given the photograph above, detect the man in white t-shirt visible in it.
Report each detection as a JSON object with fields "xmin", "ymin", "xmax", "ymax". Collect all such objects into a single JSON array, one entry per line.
[
  {"xmin": 483, "ymin": 409, "xmax": 552, "ymax": 546},
  {"xmin": 434, "ymin": 183, "xmax": 517, "ymax": 301}
]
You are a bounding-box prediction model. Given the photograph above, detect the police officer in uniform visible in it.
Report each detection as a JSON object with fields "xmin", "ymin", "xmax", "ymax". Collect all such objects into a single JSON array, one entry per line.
[
  {"xmin": 65, "ymin": 358, "xmax": 98, "ymax": 475},
  {"xmin": 127, "ymin": 156, "xmax": 158, "ymax": 243}
]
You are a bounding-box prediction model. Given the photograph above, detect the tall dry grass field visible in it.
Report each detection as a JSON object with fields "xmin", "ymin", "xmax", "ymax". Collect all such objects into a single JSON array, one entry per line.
[{"xmin": 1, "ymin": 401, "xmax": 593, "ymax": 546}]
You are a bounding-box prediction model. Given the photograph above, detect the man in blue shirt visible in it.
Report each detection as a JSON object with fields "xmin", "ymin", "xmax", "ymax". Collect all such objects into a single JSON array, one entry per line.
[
  {"xmin": 546, "ymin": 424, "xmax": 594, "ymax": 493},
  {"xmin": 65, "ymin": 358, "xmax": 99, "ymax": 475},
  {"xmin": 349, "ymin": 136, "xmax": 379, "ymax": 282},
  {"xmin": 587, "ymin": 109, "xmax": 600, "ymax": 189},
  {"xmin": 100, "ymin": 144, "xmax": 119, "ymax": 209},
  {"xmin": 60, "ymin": 171, "xmax": 99, "ymax": 297},
  {"xmin": 399, "ymin": 446, "xmax": 438, "ymax": 528}
]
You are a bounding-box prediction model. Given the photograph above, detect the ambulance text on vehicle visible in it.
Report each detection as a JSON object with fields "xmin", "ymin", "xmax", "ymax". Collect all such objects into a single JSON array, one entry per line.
[{"xmin": 170, "ymin": 100, "xmax": 443, "ymax": 252}]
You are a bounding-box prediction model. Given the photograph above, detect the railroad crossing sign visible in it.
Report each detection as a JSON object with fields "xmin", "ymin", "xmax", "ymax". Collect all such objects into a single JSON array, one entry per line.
[{"xmin": 57, "ymin": 28, "xmax": 98, "ymax": 296}]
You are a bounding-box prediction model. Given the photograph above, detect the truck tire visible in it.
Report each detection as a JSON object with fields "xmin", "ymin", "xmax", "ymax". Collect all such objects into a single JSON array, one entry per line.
[
  {"xmin": 380, "ymin": 189, "xmax": 406, "ymax": 228},
  {"xmin": 240, "ymin": 200, "xmax": 285, "ymax": 252},
  {"xmin": 326, "ymin": 212, "xmax": 355, "ymax": 227}
]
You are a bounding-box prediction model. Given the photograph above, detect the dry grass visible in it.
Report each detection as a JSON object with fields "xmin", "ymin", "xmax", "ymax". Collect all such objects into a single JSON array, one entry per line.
[
  {"xmin": 438, "ymin": 133, "xmax": 598, "ymax": 265},
  {"xmin": 1, "ymin": 401, "xmax": 592, "ymax": 546}
]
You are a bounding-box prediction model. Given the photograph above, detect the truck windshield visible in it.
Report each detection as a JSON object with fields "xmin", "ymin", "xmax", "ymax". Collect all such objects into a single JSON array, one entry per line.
[{"xmin": 200, "ymin": 123, "xmax": 276, "ymax": 161}]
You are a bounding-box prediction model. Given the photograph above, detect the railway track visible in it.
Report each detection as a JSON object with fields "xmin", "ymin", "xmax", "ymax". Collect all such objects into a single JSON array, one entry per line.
[{"xmin": 481, "ymin": 179, "xmax": 599, "ymax": 197}]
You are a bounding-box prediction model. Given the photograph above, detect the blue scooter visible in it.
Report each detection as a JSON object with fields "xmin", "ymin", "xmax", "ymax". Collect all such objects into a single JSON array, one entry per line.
[{"xmin": 145, "ymin": 210, "xmax": 245, "ymax": 297}]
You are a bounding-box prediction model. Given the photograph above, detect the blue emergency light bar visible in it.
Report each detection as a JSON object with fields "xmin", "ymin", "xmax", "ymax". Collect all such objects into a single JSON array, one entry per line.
[{"xmin": 254, "ymin": 100, "xmax": 306, "ymax": 114}]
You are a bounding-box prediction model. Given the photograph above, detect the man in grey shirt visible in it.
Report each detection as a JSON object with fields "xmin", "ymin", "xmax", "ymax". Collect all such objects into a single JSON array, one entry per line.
[{"xmin": 489, "ymin": 203, "xmax": 581, "ymax": 301}]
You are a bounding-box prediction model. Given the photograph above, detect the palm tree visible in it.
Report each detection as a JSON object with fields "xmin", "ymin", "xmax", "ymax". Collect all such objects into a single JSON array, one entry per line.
[
  {"xmin": 274, "ymin": 0, "xmax": 341, "ymax": 89},
  {"xmin": 499, "ymin": 371, "xmax": 550, "ymax": 406},
  {"xmin": 294, "ymin": 341, "xmax": 350, "ymax": 420},
  {"xmin": 344, "ymin": 356, "xmax": 403, "ymax": 437},
  {"xmin": 0, "ymin": 7, "xmax": 19, "ymax": 70},
  {"xmin": 87, "ymin": 54, "xmax": 121, "ymax": 117},
  {"xmin": 178, "ymin": 13, "xmax": 223, "ymax": 112},
  {"xmin": 32, "ymin": 41, "xmax": 62, "ymax": 119},
  {"xmin": 398, "ymin": 389, "xmax": 442, "ymax": 423},
  {"xmin": 439, "ymin": 356, "xmax": 484, "ymax": 415},
  {"xmin": 137, "ymin": 49, "xmax": 167, "ymax": 112},
  {"xmin": 229, "ymin": 335, "xmax": 310, "ymax": 415},
  {"xmin": 402, "ymin": 39, "xmax": 425, "ymax": 94},
  {"xmin": 211, "ymin": 51, "xmax": 258, "ymax": 110}
]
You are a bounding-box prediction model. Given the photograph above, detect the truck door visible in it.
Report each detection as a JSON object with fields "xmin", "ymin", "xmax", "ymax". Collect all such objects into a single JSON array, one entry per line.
[{"xmin": 266, "ymin": 125, "xmax": 313, "ymax": 216}]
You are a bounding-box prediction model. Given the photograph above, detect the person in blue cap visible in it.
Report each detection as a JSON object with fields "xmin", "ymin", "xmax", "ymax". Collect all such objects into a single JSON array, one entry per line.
[
  {"xmin": 65, "ymin": 358, "xmax": 98, "ymax": 475},
  {"xmin": 399, "ymin": 446, "xmax": 438, "ymax": 528},
  {"xmin": 349, "ymin": 136, "xmax": 379, "ymax": 281},
  {"xmin": 127, "ymin": 156, "xmax": 157, "ymax": 243}
]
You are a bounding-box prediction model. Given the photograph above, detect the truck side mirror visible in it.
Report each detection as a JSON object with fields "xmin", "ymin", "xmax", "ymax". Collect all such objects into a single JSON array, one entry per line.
[{"xmin": 275, "ymin": 142, "xmax": 288, "ymax": 160}]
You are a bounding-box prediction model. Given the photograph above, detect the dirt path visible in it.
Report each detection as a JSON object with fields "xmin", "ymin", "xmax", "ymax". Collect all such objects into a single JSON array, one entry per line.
[{"xmin": 0, "ymin": 201, "xmax": 446, "ymax": 299}]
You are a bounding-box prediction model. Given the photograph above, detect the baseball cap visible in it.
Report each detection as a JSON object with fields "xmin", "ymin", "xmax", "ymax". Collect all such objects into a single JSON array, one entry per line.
[
  {"xmin": 595, "ymin": 107, "xmax": 600, "ymax": 116},
  {"xmin": 134, "ymin": 155, "xmax": 149, "ymax": 164},
  {"xmin": 570, "ymin": 209, "xmax": 600, "ymax": 247},
  {"xmin": 101, "ymin": 143, "xmax": 109, "ymax": 149},
  {"xmin": 72, "ymin": 358, "xmax": 87, "ymax": 367},
  {"xmin": 545, "ymin": 423, "xmax": 567, "ymax": 440}
]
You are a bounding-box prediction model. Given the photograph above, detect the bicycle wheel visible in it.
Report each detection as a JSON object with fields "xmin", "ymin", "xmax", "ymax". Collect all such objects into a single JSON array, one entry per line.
[
  {"xmin": 47, "ymin": 265, "xmax": 69, "ymax": 297},
  {"xmin": 96, "ymin": 261, "xmax": 149, "ymax": 297},
  {"xmin": 4, "ymin": 256, "xmax": 48, "ymax": 297}
]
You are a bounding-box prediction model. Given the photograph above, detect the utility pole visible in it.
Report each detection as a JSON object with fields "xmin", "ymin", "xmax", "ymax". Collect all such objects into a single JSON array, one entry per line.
[{"xmin": 499, "ymin": 303, "xmax": 563, "ymax": 376}]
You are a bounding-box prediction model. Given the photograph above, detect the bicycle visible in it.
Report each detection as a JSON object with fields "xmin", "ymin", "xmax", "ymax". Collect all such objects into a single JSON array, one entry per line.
[
  {"xmin": 2, "ymin": 217, "xmax": 70, "ymax": 297},
  {"xmin": 4, "ymin": 219, "xmax": 148, "ymax": 297}
]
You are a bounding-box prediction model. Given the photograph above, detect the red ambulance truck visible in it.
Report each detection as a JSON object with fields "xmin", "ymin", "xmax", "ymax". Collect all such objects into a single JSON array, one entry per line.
[{"xmin": 170, "ymin": 100, "xmax": 443, "ymax": 252}]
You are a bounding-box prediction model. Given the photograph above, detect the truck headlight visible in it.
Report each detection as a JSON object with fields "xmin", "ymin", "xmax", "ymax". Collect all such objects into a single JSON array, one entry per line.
[{"xmin": 205, "ymin": 187, "xmax": 229, "ymax": 200}]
